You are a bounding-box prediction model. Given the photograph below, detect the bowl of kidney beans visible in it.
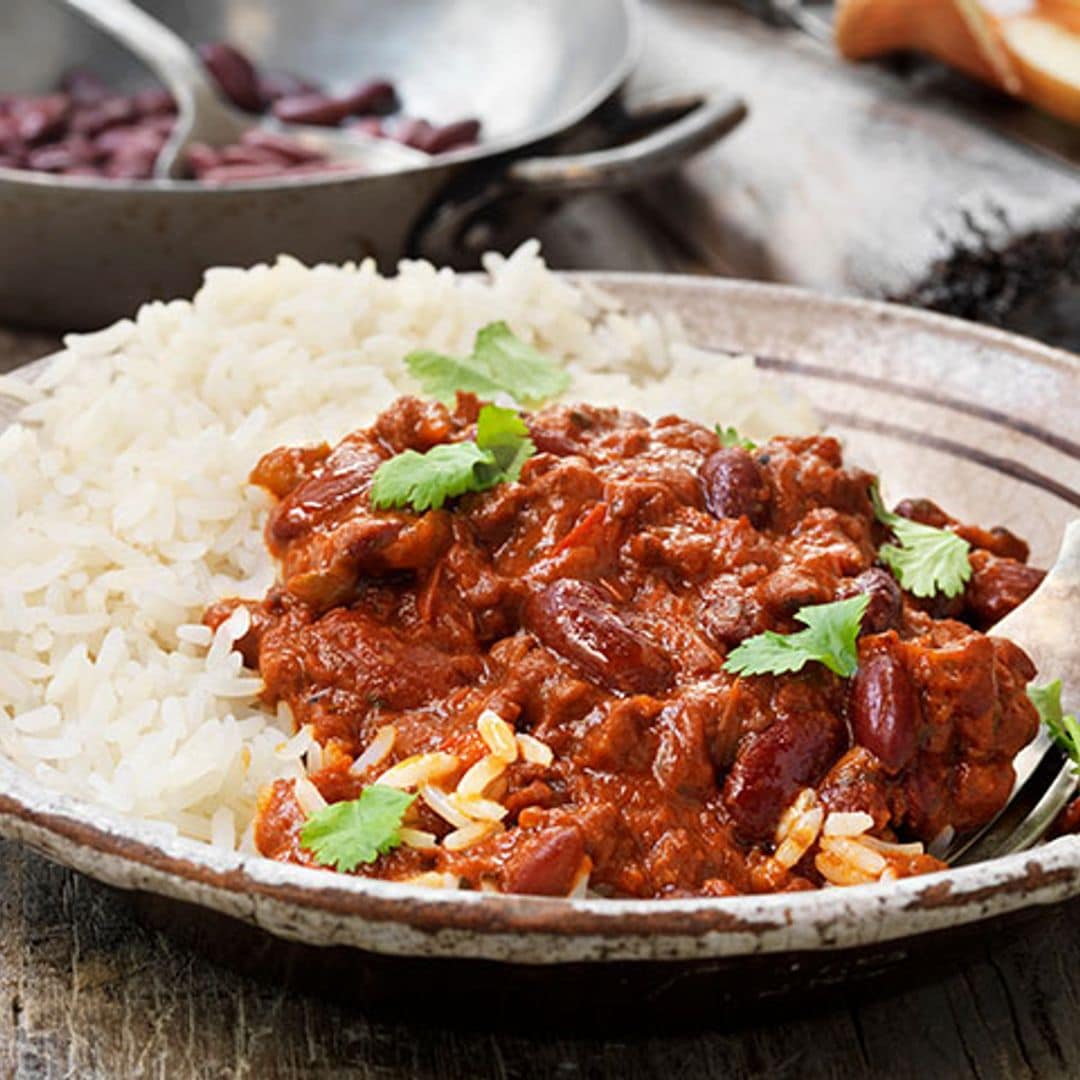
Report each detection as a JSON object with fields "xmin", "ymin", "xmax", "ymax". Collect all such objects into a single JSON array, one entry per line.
[{"xmin": 0, "ymin": 42, "xmax": 481, "ymax": 184}]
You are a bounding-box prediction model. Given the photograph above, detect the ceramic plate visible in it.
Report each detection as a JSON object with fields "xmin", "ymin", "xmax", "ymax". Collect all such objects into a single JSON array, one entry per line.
[{"xmin": 0, "ymin": 276, "xmax": 1077, "ymax": 1009}]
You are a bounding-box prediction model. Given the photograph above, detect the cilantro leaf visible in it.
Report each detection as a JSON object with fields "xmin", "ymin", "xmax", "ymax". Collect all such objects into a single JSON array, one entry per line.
[
  {"xmin": 716, "ymin": 425, "xmax": 757, "ymax": 451},
  {"xmin": 405, "ymin": 349, "xmax": 505, "ymax": 402},
  {"xmin": 1029, "ymin": 679, "xmax": 1080, "ymax": 772},
  {"xmin": 476, "ymin": 403, "xmax": 535, "ymax": 480},
  {"xmin": 405, "ymin": 321, "xmax": 570, "ymax": 407},
  {"xmin": 370, "ymin": 441, "xmax": 494, "ymax": 511},
  {"xmin": 870, "ymin": 483, "xmax": 972, "ymax": 599},
  {"xmin": 300, "ymin": 785, "xmax": 416, "ymax": 872},
  {"xmin": 370, "ymin": 403, "xmax": 535, "ymax": 512},
  {"xmin": 723, "ymin": 594, "xmax": 871, "ymax": 679}
]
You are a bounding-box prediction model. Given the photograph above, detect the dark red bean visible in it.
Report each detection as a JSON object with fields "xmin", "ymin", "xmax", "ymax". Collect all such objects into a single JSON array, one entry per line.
[
  {"xmin": 523, "ymin": 579, "xmax": 672, "ymax": 695},
  {"xmin": 240, "ymin": 128, "xmax": 322, "ymax": 163},
  {"xmin": 219, "ymin": 144, "xmax": 290, "ymax": 167},
  {"xmin": 347, "ymin": 117, "xmax": 384, "ymax": 138},
  {"xmin": 198, "ymin": 42, "xmax": 262, "ymax": 113},
  {"xmin": 258, "ymin": 70, "xmax": 321, "ymax": 106},
  {"xmin": 393, "ymin": 117, "xmax": 435, "ymax": 151},
  {"xmin": 502, "ymin": 826, "xmax": 585, "ymax": 897},
  {"xmin": 185, "ymin": 142, "xmax": 222, "ymax": 176},
  {"xmin": 133, "ymin": 87, "xmax": 176, "ymax": 117},
  {"xmin": 700, "ymin": 447, "xmax": 770, "ymax": 526},
  {"xmin": 850, "ymin": 635, "xmax": 919, "ymax": 774},
  {"xmin": 60, "ymin": 68, "xmax": 109, "ymax": 105},
  {"xmin": 341, "ymin": 79, "xmax": 399, "ymax": 117},
  {"xmin": 272, "ymin": 93, "xmax": 353, "ymax": 126},
  {"xmin": 421, "ymin": 118, "xmax": 481, "ymax": 154},
  {"xmin": 0, "ymin": 154, "xmax": 24, "ymax": 170},
  {"xmin": 199, "ymin": 162, "xmax": 292, "ymax": 183},
  {"xmin": 723, "ymin": 710, "xmax": 847, "ymax": 841},
  {"xmin": 13, "ymin": 94, "xmax": 71, "ymax": 143},
  {"xmin": 840, "ymin": 567, "xmax": 902, "ymax": 635},
  {"xmin": 965, "ymin": 552, "xmax": 1045, "ymax": 630},
  {"xmin": 27, "ymin": 143, "xmax": 81, "ymax": 172}
]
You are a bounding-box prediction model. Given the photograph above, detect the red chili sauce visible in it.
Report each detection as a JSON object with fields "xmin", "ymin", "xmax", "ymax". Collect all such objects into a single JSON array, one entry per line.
[{"xmin": 206, "ymin": 394, "xmax": 1045, "ymax": 897}]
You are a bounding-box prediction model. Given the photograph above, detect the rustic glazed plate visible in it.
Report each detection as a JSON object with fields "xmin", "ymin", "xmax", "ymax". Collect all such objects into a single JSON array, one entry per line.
[{"xmin": 0, "ymin": 275, "xmax": 1077, "ymax": 1014}]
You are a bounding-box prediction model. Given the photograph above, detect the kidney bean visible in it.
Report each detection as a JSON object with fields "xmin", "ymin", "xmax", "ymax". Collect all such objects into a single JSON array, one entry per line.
[
  {"xmin": 699, "ymin": 447, "xmax": 770, "ymax": 526},
  {"xmin": 258, "ymin": 70, "xmax": 321, "ymax": 106},
  {"xmin": 724, "ymin": 710, "xmax": 847, "ymax": 841},
  {"xmin": 133, "ymin": 87, "xmax": 176, "ymax": 118},
  {"xmin": 524, "ymin": 579, "xmax": 672, "ymax": 695},
  {"xmin": 27, "ymin": 141, "xmax": 89, "ymax": 172},
  {"xmin": 272, "ymin": 93, "xmax": 354, "ymax": 127},
  {"xmin": 394, "ymin": 116, "xmax": 435, "ymax": 151},
  {"xmin": 502, "ymin": 826, "xmax": 585, "ymax": 897},
  {"xmin": 185, "ymin": 142, "xmax": 222, "ymax": 176},
  {"xmin": 60, "ymin": 68, "xmax": 109, "ymax": 105},
  {"xmin": 13, "ymin": 94, "xmax": 70, "ymax": 143},
  {"xmin": 421, "ymin": 118, "xmax": 481, "ymax": 154},
  {"xmin": 198, "ymin": 42, "xmax": 262, "ymax": 113},
  {"xmin": 219, "ymin": 144, "xmax": 290, "ymax": 167},
  {"xmin": 0, "ymin": 154, "xmax": 24, "ymax": 170},
  {"xmin": 239, "ymin": 128, "xmax": 321, "ymax": 163},
  {"xmin": 348, "ymin": 117, "xmax": 384, "ymax": 138},
  {"xmin": 965, "ymin": 552, "xmax": 1045, "ymax": 629},
  {"xmin": 850, "ymin": 634, "xmax": 919, "ymax": 773},
  {"xmin": 839, "ymin": 567, "xmax": 902, "ymax": 635},
  {"xmin": 199, "ymin": 162, "xmax": 296, "ymax": 183},
  {"xmin": 341, "ymin": 79, "xmax": 399, "ymax": 117}
]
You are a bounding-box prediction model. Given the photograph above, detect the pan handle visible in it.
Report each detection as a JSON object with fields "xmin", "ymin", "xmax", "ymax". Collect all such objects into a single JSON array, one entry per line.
[
  {"xmin": 505, "ymin": 88, "xmax": 746, "ymax": 194},
  {"xmin": 411, "ymin": 87, "xmax": 747, "ymax": 265}
]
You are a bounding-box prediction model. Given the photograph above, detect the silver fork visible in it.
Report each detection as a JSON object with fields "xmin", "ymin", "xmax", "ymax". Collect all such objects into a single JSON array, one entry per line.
[{"xmin": 948, "ymin": 520, "xmax": 1080, "ymax": 865}]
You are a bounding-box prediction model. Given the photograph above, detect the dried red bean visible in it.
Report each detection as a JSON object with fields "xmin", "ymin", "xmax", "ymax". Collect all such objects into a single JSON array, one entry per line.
[
  {"xmin": 421, "ymin": 118, "xmax": 481, "ymax": 154},
  {"xmin": 723, "ymin": 710, "xmax": 847, "ymax": 841},
  {"xmin": 341, "ymin": 79, "xmax": 398, "ymax": 117},
  {"xmin": 199, "ymin": 162, "xmax": 292, "ymax": 183},
  {"xmin": 394, "ymin": 117, "xmax": 435, "ymax": 151},
  {"xmin": 186, "ymin": 142, "xmax": 223, "ymax": 175},
  {"xmin": 13, "ymin": 94, "xmax": 70, "ymax": 143},
  {"xmin": 850, "ymin": 635, "xmax": 919, "ymax": 774},
  {"xmin": 700, "ymin": 447, "xmax": 770, "ymax": 526},
  {"xmin": 524, "ymin": 579, "xmax": 673, "ymax": 695},
  {"xmin": 347, "ymin": 117, "xmax": 384, "ymax": 139},
  {"xmin": 133, "ymin": 87, "xmax": 176, "ymax": 117},
  {"xmin": 840, "ymin": 567, "xmax": 902, "ymax": 635},
  {"xmin": 197, "ymin": 42, "xmax": 262, "ymax": 113},
  {"xmin": 503, "ymin": 826, "xmax": 585, "ymax": 897},
  {"xmin": 272, "ymin": 93, "xmax": 353, "ymax": 126},
  {"xmin": 257, "ymin": 70, "xmax": 321, "ymax": 106},
  {"xmin": 240, "ymin": 128, "xmax": 322, "ymax": 163}
]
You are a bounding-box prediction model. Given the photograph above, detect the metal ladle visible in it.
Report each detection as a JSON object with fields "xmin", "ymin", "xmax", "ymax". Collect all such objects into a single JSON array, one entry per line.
[{"xmin": 58, "ymin": 0, "xmax": 428, "ymax": 179}]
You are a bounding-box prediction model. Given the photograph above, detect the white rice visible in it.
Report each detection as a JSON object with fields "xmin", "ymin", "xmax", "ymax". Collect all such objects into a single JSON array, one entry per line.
[{"xmin": 0, "ymin": 241, "xmax": 815, "ymax": 848}]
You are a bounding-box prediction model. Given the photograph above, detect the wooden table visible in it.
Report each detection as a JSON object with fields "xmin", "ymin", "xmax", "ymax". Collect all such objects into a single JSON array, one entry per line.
[{"xmin": 3, "ymin": 2, "xmax": 1080, "ymax": 1074}]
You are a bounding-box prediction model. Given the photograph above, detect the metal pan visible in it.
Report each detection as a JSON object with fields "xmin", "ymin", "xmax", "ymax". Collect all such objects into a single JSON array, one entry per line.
[{"xmin": 0, "ymin": 0, "xmax": 746, "ymax": 330}]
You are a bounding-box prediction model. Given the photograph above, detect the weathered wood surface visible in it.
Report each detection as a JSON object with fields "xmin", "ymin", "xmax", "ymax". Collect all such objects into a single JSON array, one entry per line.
[{"xmin": 628, "ymin": 1, "xmax": 1080, "ymax": 345}]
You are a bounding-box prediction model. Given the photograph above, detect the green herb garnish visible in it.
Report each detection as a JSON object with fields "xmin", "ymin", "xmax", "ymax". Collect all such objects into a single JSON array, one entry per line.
[
  {"xmin": 1029, "ymin": 679, "xmax": 1080, "ymax": 772},
  {"xmin": 723, "ymin": 594, "xmax": 870, "ymax": 678},
  {"xmin": 405, "ymin": 321, "xmax": 570, "ymax": 407},
  {"xmin": 299, "ymin": 785, "xmax": 416, "ymax": 872},
  {"xmin": 370, "ymin": 403, "xmax": 535, "ymax": 512},
  {"xmin": 716, "ymin": 425, "xmax": 757, "ymax": 451},
  {"xmin": 871, "ymin": 483, "xmax": 972, "ymax": 599}
]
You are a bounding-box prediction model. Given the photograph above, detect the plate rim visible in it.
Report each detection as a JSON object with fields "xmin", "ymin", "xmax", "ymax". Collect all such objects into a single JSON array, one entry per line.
[{"xmin": 1, "ymin": 272, "xmax": 1077, "ymax": 964}]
